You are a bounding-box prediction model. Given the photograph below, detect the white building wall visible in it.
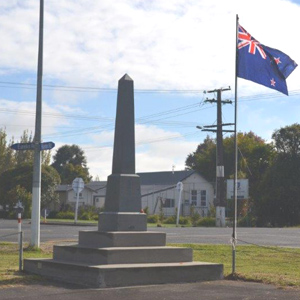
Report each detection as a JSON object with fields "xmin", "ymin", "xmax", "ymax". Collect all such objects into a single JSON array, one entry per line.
[{"xmin": 141, "ymin": 173, "xmax": 214, "ymax": 217}]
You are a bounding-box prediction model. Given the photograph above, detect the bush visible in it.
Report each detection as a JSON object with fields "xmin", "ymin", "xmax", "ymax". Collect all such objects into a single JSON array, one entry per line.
[
  {"xmin": 147, "ymin": 215, "xmax": 159, "ymax": 223},
  {"xmin": 47, "ymin": 210, "xmax": 58, "ymax": 219},
  {"xmin": 190, "ymin": 206, "xmax": 200, "ymax": 226},
  {"xmin": 78, "ymin": 205, "xmax": 99, "ymax": 221},
  {"xmin": 196, "ymin": 217, "xmax": 215, "ymax": 227},
  {"xmin": 238, "ymin": 215, "xmax": 256, "ymax": 227},
  {"xmin": 179, "ymin": 216, "xmax": 190, "ymax": 225},
  {"xmin": 56, "ymin": 211, "xmax": 74, "ymax": 219},
  {"xmin": 164, "ymin": 216, "xmax": 176, "ymax": 224}
]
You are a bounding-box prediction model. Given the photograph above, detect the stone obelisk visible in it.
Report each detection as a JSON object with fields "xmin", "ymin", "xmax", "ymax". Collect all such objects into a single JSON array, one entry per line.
[{"xmin": 98, "ymin": 74, "xmax": 147, "ymax": 231}]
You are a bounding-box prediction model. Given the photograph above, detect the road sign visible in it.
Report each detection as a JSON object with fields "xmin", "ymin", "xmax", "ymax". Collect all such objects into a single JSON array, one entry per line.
[
  {"xmin": 72, "ymin": 177, "xmax": 84, "ymax": 194},
  {"xmin": 40, "ymin": 142, "xmax": 55, "ymax": 150},
  {"xmin": 11, "ymin": 143, "xmax": 35, "ymax": 151},
  {"xmin": 72, "ymin": 178, "xmax": 84, "ymax": 224},
  {"xmin": 14, "ymin": 200, "xmax": 24, "ymax": 214},
  {"xmin": 11, "ymin": 141, "xmax": 55, "ymax": 151},
  {"xmin": 227, "ymin": 179, "xmax": 249, "ymax": 199}
]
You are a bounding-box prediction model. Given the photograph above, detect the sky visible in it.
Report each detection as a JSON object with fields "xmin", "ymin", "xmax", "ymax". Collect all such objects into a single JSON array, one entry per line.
[{"xmin": 1, "ymin": 0, "xmax": 300, "ymax": 180}]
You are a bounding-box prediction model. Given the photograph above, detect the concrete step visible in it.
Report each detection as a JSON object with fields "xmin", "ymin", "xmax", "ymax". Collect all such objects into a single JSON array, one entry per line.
[
  {"xmin": 53, "ymin": 245, "xmax": 193, "ymax": 265},
  {"xmin": 24, "ymin": 258, "xmax": 223, "ymax": 288},
  {"xmin": 78, "ymin": 230, "xmax": 166, "ymax": 248}
]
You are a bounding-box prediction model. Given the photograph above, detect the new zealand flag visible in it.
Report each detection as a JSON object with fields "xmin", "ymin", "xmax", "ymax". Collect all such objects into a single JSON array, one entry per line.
[{"xmin": 237, "ymin": 25, "xmax": 297, "ymax": 95}]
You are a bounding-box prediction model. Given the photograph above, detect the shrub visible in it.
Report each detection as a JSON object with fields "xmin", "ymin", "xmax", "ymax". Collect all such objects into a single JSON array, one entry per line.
[
  {"xmin": 190, "ymin": 206, "xmax": 200, "ymax": 226},
  {"xmin": 56, "ymin": 211, "xmax": 74, "ymax": 219},
  {"xmin": 238, "ymin": 215, "xmax": 256, "ymax": 227},
  {"xmin": 164, "ymin": 216, "xmax": 176, "ymax": 224},
  {"xmin": 78, "ymin": 205, "xmax": 99, "ymax": 221},
  {"xmin": 47, "ymin": 210, "xmax": 58, "ymax": 219},
  {"xmin": 196, "ymin": 217, "xmax": 215, "ymax": 227},
  {"xmin": 147, "ymin": 215, "xmax": 159, "ymax": 223},
  {"xmin": 179, "ymin": 216, "xmax": 190, "ymax": 225}
]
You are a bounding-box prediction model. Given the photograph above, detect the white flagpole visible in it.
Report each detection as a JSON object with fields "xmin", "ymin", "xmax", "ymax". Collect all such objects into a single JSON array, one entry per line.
[{"xmin": 232, "ymin": 14, "xmax": 239, "ymax": 275}]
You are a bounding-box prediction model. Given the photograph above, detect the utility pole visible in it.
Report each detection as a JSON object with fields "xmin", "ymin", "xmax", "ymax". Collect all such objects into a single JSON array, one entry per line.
[
  {"xmin": 31, "ymin": 0, "xmax": 44, "ymax": 248},
  {"xmin": 197, "ymin": 87, "xmax": 233, "ymax": 227}
]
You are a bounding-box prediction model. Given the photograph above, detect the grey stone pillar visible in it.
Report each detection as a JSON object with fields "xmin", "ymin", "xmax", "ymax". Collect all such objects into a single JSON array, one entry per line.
[{"xmin": 98, "ymin": 74, "xmax": 147, "ymax": 231}]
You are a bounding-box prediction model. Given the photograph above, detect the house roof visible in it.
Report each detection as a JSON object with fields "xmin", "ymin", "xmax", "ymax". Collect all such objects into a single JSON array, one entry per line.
[
  {"xmin": 55, "ymin": 181, "xmax": 107, "ymax": 192},
  {"xmin": 55, "ymin": 170, "xmax": 199, "ymax": 192},
  {"xmin": 137, "ymin": 170, "xmax": 196, "ymax": 185}
]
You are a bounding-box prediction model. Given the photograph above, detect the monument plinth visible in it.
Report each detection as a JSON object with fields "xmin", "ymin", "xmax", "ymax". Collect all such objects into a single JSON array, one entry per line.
[{"xmin": 24, "ymin": 74, "xmax": 223, "ymax": 288}]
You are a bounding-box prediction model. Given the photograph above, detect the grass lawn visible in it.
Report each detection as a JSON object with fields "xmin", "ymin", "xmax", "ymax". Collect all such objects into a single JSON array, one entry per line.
[
  {"xmin": 170, "ymin": 243, "xmax": 300, "ymax": 288},
  {"xmin": 0, "ymin": 242, "xmax": 52, "ymax": 288},
  {"xmin": 1, "ymin": 242, "xmax": 300, "ymax": 288}
]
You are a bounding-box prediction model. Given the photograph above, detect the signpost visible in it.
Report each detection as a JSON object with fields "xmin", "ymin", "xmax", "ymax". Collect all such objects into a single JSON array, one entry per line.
[
  {"xmin": 176, "ymin": 182, "xmax": 183, "ymax": 227},
  {"xmin": 14, "ymin": 201, "xmax": 24, "ymax": 245},
  {"xmin": 10, "ymin": 139, "xmax": 55, "ymax": 248},
  {"xmin": 72, "ymin": 178, "xmax": 84, "ymax": 224}
]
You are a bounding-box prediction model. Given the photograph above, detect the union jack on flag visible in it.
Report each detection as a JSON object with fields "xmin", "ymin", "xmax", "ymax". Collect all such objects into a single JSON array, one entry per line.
[{"xmin": 237, "ymin": 24, "xmax": 297, "ymax": 95}]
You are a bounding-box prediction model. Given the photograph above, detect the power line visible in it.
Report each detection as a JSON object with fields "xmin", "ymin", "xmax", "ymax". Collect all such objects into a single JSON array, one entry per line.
[{"xmin": 0, "ymin": 81, "xmax": 205, "ymax": 94}]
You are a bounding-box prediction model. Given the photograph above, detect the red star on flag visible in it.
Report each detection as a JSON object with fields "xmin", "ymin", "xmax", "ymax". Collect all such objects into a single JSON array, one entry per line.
[
  {"xmin": 270, "ymin": 78, "xmax": 276, "ymax": 86},
  {"xmin": 274, "ymin": 57, "xmax": 281, "ymax": 64}
]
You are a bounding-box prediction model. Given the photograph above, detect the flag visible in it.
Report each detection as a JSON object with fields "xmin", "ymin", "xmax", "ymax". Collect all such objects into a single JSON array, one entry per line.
[{"xmin": 237, "ymin": 25, "xmax": 297, "ymax": 95}]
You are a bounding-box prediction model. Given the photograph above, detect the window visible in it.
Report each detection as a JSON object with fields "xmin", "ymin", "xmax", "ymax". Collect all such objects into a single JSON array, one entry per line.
[
  {"xmin": 191, "ymin": 190, "xmax": 197, "ymax": 206},
  {"xmin": 163, "ymin": 198, "xmax": 175, "ymax": 208},
  {"xmin": 200, "ymin": 190, "xmax": 207, "ymax": 207},
  {"xmin": 75, "ymin": 192, "xmax": 82, "ymax": 198}
]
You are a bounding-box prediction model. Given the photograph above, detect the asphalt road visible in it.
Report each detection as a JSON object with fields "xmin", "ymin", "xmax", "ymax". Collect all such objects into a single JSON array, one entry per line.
[
  {"xmin": 1, "ymin": 219, "xmax": 300, "ymax": 247},
  {"xmin": 2, "ymin": 280, "xmax": 300, "ymax": 300}
]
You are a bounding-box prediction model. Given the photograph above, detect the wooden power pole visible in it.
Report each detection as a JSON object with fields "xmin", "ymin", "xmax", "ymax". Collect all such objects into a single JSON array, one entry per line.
[{"xmin": 200, "ymin": 87, "xmax": 233, "ymax": 227}]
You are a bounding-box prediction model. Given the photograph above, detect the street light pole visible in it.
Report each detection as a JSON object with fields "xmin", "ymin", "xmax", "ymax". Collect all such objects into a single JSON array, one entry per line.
[{"xmin": 31, "ymin": 0, "xmax": 44, "ymax": 248}]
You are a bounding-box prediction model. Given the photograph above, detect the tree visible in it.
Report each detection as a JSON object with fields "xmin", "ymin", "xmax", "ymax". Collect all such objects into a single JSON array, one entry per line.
[
  {"xmin": 272, "ymin": 123, "xmax": 300, "ymax": 157},
  {"xmin": 60, "ymin": 163, "xmax": 91, "ymax": 184},
  {"xmin": 186, "ymin": 136, "xmax": 216, "ymax": 182},
  {"xmin": 0, "ymin": 128, "xmax": 15, "ymax": 173},
  {"xmin": 0, "ymin": 163, "xmax": 61, "ymax": 214},
  {"xmin": 186, "ymin": 132, "xmax": 274, "ymax": 184},
  {"xmin": 52, "ymin": 144, "xmax": 91, "ymax": 184},
  {"xmin": 14, "ymin": 130, "xmax": 34, "ymax": 166},
  {"xmin": 257, "ymin": 124, "xmax": 300, "ymax": 226},
  {"xmin": 7, "ymin": 185, "xmax": 32, "ymax": 218},
  {"xmin": 186, "ymin": 131, "xmax": 275, "ymax": 222},
  {"xmin": 13, "ymin": 130, "xmax": 51, "ymax": 166}
]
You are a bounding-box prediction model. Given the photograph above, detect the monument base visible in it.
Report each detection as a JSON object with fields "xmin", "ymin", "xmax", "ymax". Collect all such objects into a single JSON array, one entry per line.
[
  {"xmin": 24, "ymin": 259, "xmax": 223, "ymax": 288},
  {"xmin": 98, "ymin": 212, "xmax": 147, "ymax": 231},
  {"xmin": 24, "ymin": 228, "xmax": 223, "ymax": 288}
]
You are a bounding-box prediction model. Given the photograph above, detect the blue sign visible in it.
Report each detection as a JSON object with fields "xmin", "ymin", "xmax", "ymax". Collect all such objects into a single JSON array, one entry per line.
[
  {"xmin": 40, "ymin": 142, "xmax": 55, "ymax": 150},
  {"xmin": 11, "ymin": 143, "xmax": 35, "ymax": 151},
  {"xmin": 11, "ymin": 142, "xmax": 55, "ymax": 151}
]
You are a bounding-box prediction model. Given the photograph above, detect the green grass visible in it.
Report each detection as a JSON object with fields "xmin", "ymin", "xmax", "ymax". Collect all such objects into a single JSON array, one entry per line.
[
  {"xmin": 2, "ymin": 242, "xmax": 300, "ymax": 288},
  {"xmin": 170, "ymin": 243, "xmax": 300, "ymax": 288},
  {"xmin": 0, "ymin": 242, "xmax": 52, "ymax": 287},
  {"xmin": 44, "ymin": 218, "xmax": 97, "ymax": 224}
]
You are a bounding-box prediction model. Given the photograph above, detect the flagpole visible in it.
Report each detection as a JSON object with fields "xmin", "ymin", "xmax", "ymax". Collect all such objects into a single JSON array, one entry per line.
[{"xmin": 232, "ymin": 14, "xmax": 239, "ymax": 275}]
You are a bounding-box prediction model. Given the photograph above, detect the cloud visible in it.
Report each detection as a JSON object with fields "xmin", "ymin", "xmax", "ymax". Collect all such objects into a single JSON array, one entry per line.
[
  {"xmin": 83, "ymin": 124, "xmax": 198, "ymax": 179},
  {"xmin": 1, "ymin": 0, "xmax": 299, "ymax": 94},
  {"xmin": 0, "ymin": 98, "xmax": 71, "ymax": 142}
]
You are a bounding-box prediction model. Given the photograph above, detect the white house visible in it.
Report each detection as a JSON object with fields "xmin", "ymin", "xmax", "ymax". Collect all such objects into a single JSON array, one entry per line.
[{"xmin": 55, "ymin": 170, "xmax": 214, "ymax": 217}]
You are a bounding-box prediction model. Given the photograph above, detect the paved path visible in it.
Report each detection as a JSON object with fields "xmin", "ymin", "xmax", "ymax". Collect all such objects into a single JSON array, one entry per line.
[{"xmin": 1, "ymin": 280, "xmax": 300, "ymax": 300}]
